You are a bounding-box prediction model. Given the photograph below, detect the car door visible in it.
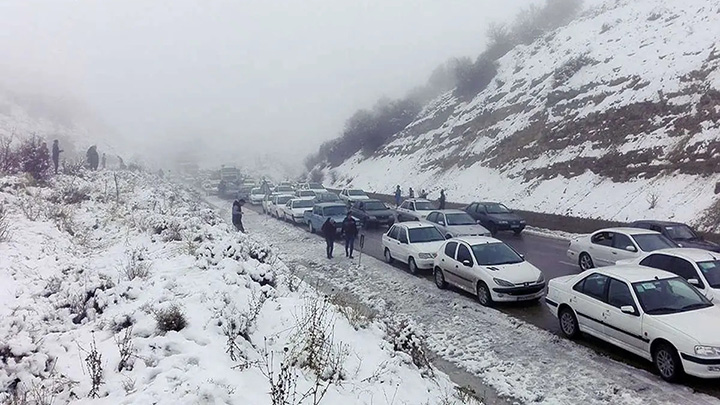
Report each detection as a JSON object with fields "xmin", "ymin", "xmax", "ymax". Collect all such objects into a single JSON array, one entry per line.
[
  {"xmin": 601, "ymin": 278, "xmax": 646, "ymax": 355},
  {"xmin": 588, "ymin": 232, "xmax": 615, "ymax": 266},
  {"xmin": 609, "ymin": 232, "xmax": 639, "ymax": 263},
  {"xmin": 474, "ymin": 204, "xmax": 490, "ymax": 226},
  {"xmin": 396, "ymin": 201, "xmax": 408, "ymax": 221},
  {"xmin": 395, "ymin": 226, "xmax": 410, "ymax": 263},
  {"xmin": 439, "ymin": 241, "xmax": 459, "ymax": 285},
  {"xmin": 383, "ymin": 224, "xmax": 399, "ymax": 253},
  {"xmin": 570, "ymin": 273, "xmax": 610, "ymax": 337},
  {"xmin": 454, "ymin": 243, "xmax": 476, "ymax": 292},
  {"xmin": 435, "ymin": 213, "xmax": 448, "ymax": 234}
]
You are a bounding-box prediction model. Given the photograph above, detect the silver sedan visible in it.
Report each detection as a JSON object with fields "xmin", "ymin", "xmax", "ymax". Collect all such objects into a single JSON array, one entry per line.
[{"xmin": 424, "ymin": 210, "xmax": 490, "ymax": 238}]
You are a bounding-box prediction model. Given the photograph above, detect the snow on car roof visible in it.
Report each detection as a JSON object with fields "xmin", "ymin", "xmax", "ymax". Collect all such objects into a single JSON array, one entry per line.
[
  {"xmin": 599, "ymin": 227, "xmax": 659, "ymax": 235},
  {"xmin": 596, "ymin": 265, "xmax": 677, "ymax": 283},
  {"xmin": 454, "ymin": 236, "xmax": 500, "ymax": 245},
  {"xmin": 400, "ymin": 221, "xmax": 437, "ymax": 229},
  {"xmin": 430, "ymin": 209, "xmax": 466, "ymax": 214},
  {"xmin": 653, "ymin": 248, "xmax": 720, "ymax": 262}
]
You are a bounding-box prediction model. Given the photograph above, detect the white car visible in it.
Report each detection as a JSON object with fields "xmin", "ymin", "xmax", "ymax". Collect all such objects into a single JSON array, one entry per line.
[
  {"xmin": 268, "ymin": 194, "xmax": 294, "ymax": 218},
  {"xmin": 382, "ymin": 222, "xmax": 446, "ymax": 274},
  {"xmin": 339, "ymin": 188, "xmax": 370, "ymax": 204},
  {"xmin": 433, "ymin": 237, "xmax": 545, "ymax": 305},
  {"xmin": 249, "ymin": 188, "xmax": 265, "ymax": 205},
  {"xmin": 280, "ymin": 198, "xmax": 315, "ymax": 223},
  {"xmin": 295, "ymin": 189, "xmax": 317, "ymax": 199},
  {"xmin": 546, "ymin": 265, "xmax": 720, "ymax": 381},
  {"xmin": 395, "ymin": 199, "xmax": 436, "ymax": 222},
  {"xmin": 262, "ymin": 192, "xmax": 281, "ymax": 214},
  {"xmin": 567, "ymin": 227, "xmax": 677, "ymax": 271},
  {"xmin": 298, "ymin": 182, "xmax": 326, "ymax": 194},
  {"xmin": 620, "ymin": 248, "xmax": 720, "ymax": 302},
  {"xmin": 424, "ymin": 210, "xmax": 490, "ymax": 238}
]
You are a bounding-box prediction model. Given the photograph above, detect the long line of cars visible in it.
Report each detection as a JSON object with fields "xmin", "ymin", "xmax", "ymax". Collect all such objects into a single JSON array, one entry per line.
[{"xmin": 253, "ymin": 182, "xmax": 720, "ymax": 382}]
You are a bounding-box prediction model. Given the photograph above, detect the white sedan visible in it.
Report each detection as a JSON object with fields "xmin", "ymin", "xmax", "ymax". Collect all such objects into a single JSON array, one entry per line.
[
  {"xmin": 567, "ymin": 227, "xmax": 677, "ymax": 271},
  {"xmin": 395, "ymin": 199, "xmax": 436, "ymax": 222},
  {"xmin": 268, "ymin": 194, "xmax": 294, "ymax": 218},
  {"xmin": 546, "ymin": 265, "xmax": 720, "ymax": 381},
  {"xmin": 279, "ymin": 198, "xmax": 315, "ymax": 223},
  {"xmin": 620, "ymin": 248, "xmax": 720, "ymax": 302},
  {"xmin": 433, "ymin": 237, "xmax": 545, "ymax": 306},
  {"xmin": 382, "ymin": 222, "xmax": 446, "ymax": 274},
  {"xmin": 339, "ymin": 188, "xmax": 370, "ymax": 204},
  {"xmin": 249, "ymin": 188, "xmax": 265, "ymax": 205}
]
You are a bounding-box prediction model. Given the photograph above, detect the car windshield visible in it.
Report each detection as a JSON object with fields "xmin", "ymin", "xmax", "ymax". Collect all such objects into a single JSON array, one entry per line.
[
  {"xmin": 414, "ymin": 201, "xmax": 435, "ymax": 211},
  {"xmin": 323, "ymin": 206, "xmax": 347, "ymax": 216},
  {"xmin": 632, "ymin": 234, "xmax": 676, "ymax": 251},
  {"xmin": 697, "ymin": 260, "xmax": 720, "ymax": 289},
  {"xmin": 251, "ymin": 188, "xmax": 262, "ymax": 194},
  {"xmin": 408, "ymin": 227, "xmax": 445, "ymax": 243},
  {"xmin": 318, "ymin": 193, "xmax": 340, "ymax": 201},
  {"xmin": 308, "ymin": 183, "xmax": 324, "ymax": 189},
  {"xmin": 277, "ymin": 196, "xmax": 293, "ymax": 204},
  {"xmin": 363, "ymin": 201, "xmax": 387, "ymax": 210},
  {"xmin": 299, "ymin": 190, "xmax": 315, "ymax": 197},
  {"xmin": 471, "ymin": 242, "xmax": 524, "ymax": 266},
  {"xmin": 632, "ymin": 277, "xmax": 713, "ymax": 315},
  {"xmin": 446, "ymin": 213, "xmax": 476, "ymax": 225},
  {"xmin": 664, "ymin": 225, "xmax": 698, "ymax": 241},
  {"xmin": 485, "ymin": 203, "xmax": 511, "ymax": 214},
  {"xmin": 348, "ymin": 190, "xmax": 366, "ymax": 196},
  {"xmin": 276, "ymin": 186, "xmax": 294, "ymax": 192},
  {"xmin": 293, "ymin": 200, "xmax": 314, "ymax": 208}
]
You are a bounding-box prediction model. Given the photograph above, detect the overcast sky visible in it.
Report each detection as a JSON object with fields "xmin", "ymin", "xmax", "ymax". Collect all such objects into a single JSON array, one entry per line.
[{"xmin": 0, "ymin": 0, "xmax": 541, "ymax": 168}]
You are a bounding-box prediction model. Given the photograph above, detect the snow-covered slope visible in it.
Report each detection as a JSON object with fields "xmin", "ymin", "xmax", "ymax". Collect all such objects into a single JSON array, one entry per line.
[
  {"xmin": 327, "ymin": 0, "xmax": 720, "ymax": 231},
  {"xmin": 0, "ymin": 171, "xmax": 470, "ymax": 404}
]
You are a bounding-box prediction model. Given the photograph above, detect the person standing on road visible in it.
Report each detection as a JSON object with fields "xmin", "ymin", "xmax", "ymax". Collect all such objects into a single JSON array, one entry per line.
[
  {"xmin": 394, "ymin": 185, "xmax": 402, "ymax": 207},
  {"xmin": 409, "ymin": 187, "xmax": 415, "ymax": 198},
  {"xmin": 420, "ymin": 189, "xmax": 428, "ymax": 199},
  {"xmin": 51, "ymin": 140, "xmax": 63, "ymax": 174},
  {"xmin": 321, "ymin": 218, "xmax": 337, "ymax": 259},
  {"xmin": 232, "ymin": 199, "xmax": 246, "ymax": 233},
  {"xmin": 342, "ymin": 212, "xmax": 358, "ymax": 258},
  {"xmin": 439, "ymin": 189, "xmax": 446, "ymax": 210},
  {"xmin": 86, "ymin": 146, "xmax": 99, "ymax": 170}
]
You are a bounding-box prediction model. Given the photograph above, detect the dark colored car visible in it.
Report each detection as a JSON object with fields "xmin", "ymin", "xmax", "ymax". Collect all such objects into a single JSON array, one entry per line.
[
  {"xmin": 350, "ymin": 199, "xmax": 395, "ymax": 228},
  {"xmin": 463, "ymin": 201, "xmax": 526, "ymax": 235},
  {"xmin": 628, "ymin": 220, "xmax": 720, "ymax": 252}
]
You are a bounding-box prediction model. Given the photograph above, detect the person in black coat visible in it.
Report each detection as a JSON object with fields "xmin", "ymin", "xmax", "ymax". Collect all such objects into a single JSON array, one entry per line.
[
  {"xmin": 321, "ymin": 218, "xmax": 337, "ymax": 259},
  {"xmin": 232, "ymin": 199, "xmax": 245, "ymax": 233},
  {"xmin": 439, "ymin": 189, "xmax": 446, "ymax": 210},
  {"xmin": 341, "ymin": 212, "xmax": 358, "ymax": 258},
  {"xmin": 86, "ymin": 146, "xmax": 99, "ymax": 170},
  {"xmin": 51, "ymin": 140, "xmax": 63, "ymax": 174}
]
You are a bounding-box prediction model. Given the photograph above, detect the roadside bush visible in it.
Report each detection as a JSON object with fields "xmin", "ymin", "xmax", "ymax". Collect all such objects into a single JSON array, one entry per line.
[
  {"xmin": 385, "ymin": 318, "xmax": 433, "ymax": 376},
  {"xmin": 155, "ymin": 304, "xmax": 187, "ymax": 332},
  {"xmin": 18, "ymin": 135, "xmax": 51, "ymax": 181},
  {"xmin": 0, "ymin": 203, "xmax": 10, "ymax": 242},
  {"xmin": 553, "ymin": 54, "xmax": 599, "ymax": 86},
  {"xmin": 0, "ymin": 134, "xmax": 20, "ymax": 174},
  {"xmin": 121, "ymin": 248, "xmax": 152, "ymax": 280}
]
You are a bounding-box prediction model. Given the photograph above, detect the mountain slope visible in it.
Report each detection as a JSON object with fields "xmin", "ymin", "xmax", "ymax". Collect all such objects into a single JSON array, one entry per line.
[{"xmin": 325, "ymin": 0, "xmax": 720, "ymax": 231}]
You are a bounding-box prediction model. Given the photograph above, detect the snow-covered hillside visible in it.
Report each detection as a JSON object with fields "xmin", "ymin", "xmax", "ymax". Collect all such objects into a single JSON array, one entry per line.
[
  {"xmin": 0, "ymin": 171, "xmax": 473, "ymax": 404},
  {"xmin": 326, "ymin": 0, "xmax": 720, "ymax": 231}
]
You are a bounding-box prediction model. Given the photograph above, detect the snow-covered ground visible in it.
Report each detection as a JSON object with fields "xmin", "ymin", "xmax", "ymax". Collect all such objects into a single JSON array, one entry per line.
[
  {"xmin": 325, "ymin": 0, "xmax": 720, "ymax": 231},
  {"xmin": 0, "ymin": 172, "xmax": 474, "ymax": 404},
  {"xmin": 239, "ymin": 208, "xmax": 720, "ymax": 405}
]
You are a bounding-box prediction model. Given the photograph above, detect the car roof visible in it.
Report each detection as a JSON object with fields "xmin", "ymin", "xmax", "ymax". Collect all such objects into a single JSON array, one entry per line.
[
  {"xmin": 315, "ymin": 202, "xmax": 346, "ymax": 208},
  {"xmin": 650, "ymin": 248, "xmax": 720, "ymax": 262},
  {"xmin": 275, "ymin": 194, "xmax": 294, "ymax": 198},
  {"xmin": 598, "ymin": 227, "xmax": 659, "ymax": 235},
  {"xmin": 631, "ymin": 220, "xmax": 688, "ymax": 227},
  {"xmin": 430, "ymin": 209, "xmax": 466, "ymax": 215},
  {"xmin": 453, "ymin": 236, "xmax": 501, "ymax": 245},
  {"xmin": 359, "ymin": 199, "xmax": 383, "ymax": 203},
  {"xmin": 470, "ymin": 201, "xmax": 505, "ymax": 205},
  {"xmin": 396, "ymin": 221, "xmax": 436, "ymax": 229},
  {"xmin": 594, "ymin": 265, "xmax": 677, "ymax": 283}
]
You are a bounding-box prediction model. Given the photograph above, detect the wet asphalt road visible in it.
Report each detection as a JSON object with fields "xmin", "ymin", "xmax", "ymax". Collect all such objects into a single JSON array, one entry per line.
[{"xmin": 245, "ymin": 203, "xmax": 720, "ymax": 396}]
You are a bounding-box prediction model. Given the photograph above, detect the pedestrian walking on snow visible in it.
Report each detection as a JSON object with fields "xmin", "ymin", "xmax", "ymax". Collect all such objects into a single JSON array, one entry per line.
[
  {"xmin": 341, "ymin": 212, "xmax": 358, "ymax": 258},
  {"xmin": 51, "ymin": 140, "xmax": 63, "ymax": 174},
  {"xmin": 86, "ymin": 146, "xmax": 99, "ymax": 171},
  {"xmin": 409, "ymin": 187, "xmax": 414, "ymax": 198},
  {"xmin": 321, "ymin": 218, "xmax": 337, "ymax": 259},
  {"xmin": 232, "ymin": 199, "xmax": 246, "ymax": 233},
  {"xmin": 439, "ymin": 189, "xmax": 446, "ymax": 210},
  {"xmin": 394, "ymin": 185, "xmax": 402, "ymax": 207}
]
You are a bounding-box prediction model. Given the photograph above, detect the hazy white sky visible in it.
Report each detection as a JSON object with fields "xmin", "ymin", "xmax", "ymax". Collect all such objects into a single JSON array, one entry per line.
[{"xmin": 0, "ymin": 0, "xmax": 541, "ymax": 167}]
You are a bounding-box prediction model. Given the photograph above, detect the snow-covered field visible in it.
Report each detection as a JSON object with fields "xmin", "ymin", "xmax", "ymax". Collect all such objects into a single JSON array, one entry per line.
[
  {"xmin": 0, "ymin": 172, "xmax": 474, "ymax": 404},
  {"xmin": 325, "ymin": 0, "xmax": 720, "ymax": 231},
  {"xmin": 239, "ymin": 207, "xmax": 720, "ymax": 405}
]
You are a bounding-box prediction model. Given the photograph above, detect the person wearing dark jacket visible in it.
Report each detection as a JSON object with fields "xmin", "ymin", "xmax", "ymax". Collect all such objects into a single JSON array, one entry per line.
[
  {"xmin": 86, "ymin": 146, "xmax": 99, "ymax": 170},
  {"xmin": 409, "ymin": 187, "xmax": 415, "ymax": 198},
  {"xmin": 51, "ymin": 140, "xmax": 63, "ymax": 174},
  {"xmin": 394, "ymin": 185, "xmax": 402, "ymax": 207},
  {"xmin": 439, "ymin": 189, "xmax": 446, "ymax": 210},
  {"xmin": 341, "ymin": 212, "xmax": 358, "ymax": 258},
  {"xmin": 321, "ymin": 218, "xmax": 337, "ymax": 259},
  {"xmin": 232, "ymin": 199, "xmax": 245, "ymax": 232}
]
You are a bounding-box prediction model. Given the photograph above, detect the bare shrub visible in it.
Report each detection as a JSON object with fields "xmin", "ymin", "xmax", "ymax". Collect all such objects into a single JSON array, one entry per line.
[
  {"xmin": 48, "ymin": 178, "xmax": 90, "ymax": 205},
  {"xmin": 0, "ymin": 203, "xmax": 11, "ymax": 242},
  {"xmin": 261, "ymin": 347, "xmax": 300, "ymax": 405},
  {"xmin": 221, "ymin": 291, "xmax": 267, "ymax": 362},
  {"xmin": 121, "ymin": 248, "xmax": 151, "ymax": 280},
  {"xmin": 0, "ymin": 134, "xmax": 20, "ymax": 174},
  {"xmin": 329, "ymin": 291, "xmax": 377, "ymax": 330},
  {"xmin": 5, "ymin": 369, "xmax": 73, "ymax": 405},
  {"xmin": 80, "ymin": 335, "xmax": 103, "ymax": 398},
  {"xmin": 115, "ymin": 326, "xmax": 136, "ymax": 372},
  {"xmin": 19, "ymin": 191, "xmax": 45, "ymax": 221},
  {"xmin": 46, "ymin": 203, "xmax": 76, "ymax": 236},
  {"xmin": 61, "ymin": 158, "xmax": 87, "ymax": 177},
  {"xmin": 155, "ymin": 304, "xmax": 187, "ymax": 333},
  {"xmin": 554, "ymin": 54, "xmax": 599, "ymax": 87},
  {"xmin": 600, "ymin": 22, "xmax": 612, "ymax": 34},
  {"xmin": 18, "ymin": 135, "xmax": 51, "ymax": 181},
  {"xmin": 647, "ymin": 191, "xmax": 659, "ymax": 209},
  {"xmin": 385, "ymin": 318, "xmax": 433, "ymax": 376},
  {"xmin": 162, "ymin": 221, "xmax": 183, "ymax": 242}
]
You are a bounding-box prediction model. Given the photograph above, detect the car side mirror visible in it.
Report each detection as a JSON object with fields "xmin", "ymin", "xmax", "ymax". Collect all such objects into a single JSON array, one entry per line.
[
  {"xmin": 462, "ymin": 260, "xmax": 472, "ymax": 267},
  {"xmin": 620, "ymin": 305, "xmax": 636, "ymax": 315},
  {"xmin": 476, "ymin": 220, "xmax": 482, "ymax": 224},
  {"xmin": 519, "ymin": 254, "xmax": 525, "ymax": 259},
  {"xmin": 625, "ymin": 245, "xmax": 637, "ymax": 252},
  {"xmin": 688, "ymin": 278, "xmax": 701, "ymax": 287}
]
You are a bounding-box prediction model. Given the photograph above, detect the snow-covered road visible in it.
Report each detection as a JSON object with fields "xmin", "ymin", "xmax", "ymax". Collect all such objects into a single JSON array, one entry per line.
[{"xmin": 230, "ymin": 204, "xmax": 720, "ymax": 405}]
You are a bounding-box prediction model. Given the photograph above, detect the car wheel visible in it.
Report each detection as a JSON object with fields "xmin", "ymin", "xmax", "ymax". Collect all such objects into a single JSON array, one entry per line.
[
  {"xmin": 309, "ymin": 222, "xmax": 315, "ymax": 234},
  {"xmin": 579, "ymin": 253, "xmax": 594, "ymax": 270},
  {"xmin": 408, "ymin": 257, "xmax": 419, "ymax": 275},
  {"xmin": 488, "ymin": 223, "xmax": 498, "ymax": 236},
  {"xmin": 384, "ymin": 248, "xmax": 394, "ymax": 264},
  {"xmin": 558, "ymin": 307, "xmax": 580, "ymax": 339},
  {"xmin": 434, "ymin": 267, "xmax": 447, "ymax": 289},
  {"xmin": 476, "ymin": 281, "xmax": 493, "ymax": 307},
  {"xmin": 653, "ymin": 342, "xmax": 683, "ymax": 382}
]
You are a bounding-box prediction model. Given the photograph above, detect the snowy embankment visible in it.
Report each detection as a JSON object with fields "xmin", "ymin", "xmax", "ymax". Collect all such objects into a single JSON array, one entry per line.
[{"xmin": 0, "ymin": 172, "xmax": 471, "ymax": 404}]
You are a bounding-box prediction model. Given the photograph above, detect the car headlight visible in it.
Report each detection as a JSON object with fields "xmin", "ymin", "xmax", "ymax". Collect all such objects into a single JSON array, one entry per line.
[
  {"xmin": 520, "ymin": 220, "xmax": 526, "ymax": 224},
  {"xmin": 493, "ymin": 278, "xmax": 514, "ymax": 287},
  {"xmin": 418, "ymin": 253, "xmax": 436, "ymax": 259},
  {"xmin": 694, "ymin": 346, "xmax": 720, "ymax": 357},
  {"xmin": 498, "ymin": 220, "xmax": 508, "ymax": 224},
  {"xmin": 536, "ymin": 273, "xmax": 545, "ymax": 284}
]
